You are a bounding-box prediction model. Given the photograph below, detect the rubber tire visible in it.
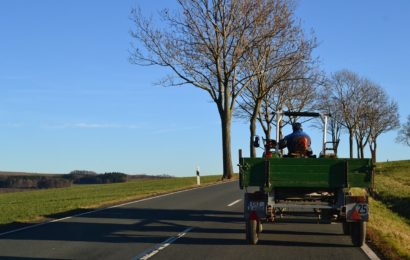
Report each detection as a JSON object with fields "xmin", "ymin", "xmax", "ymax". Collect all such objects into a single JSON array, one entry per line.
[
  {"xmin": 257, "ymin": 221, "xmax": 263, "ymax": 233},
  {"xmin": 245, "ymin": 221, "xmax": 250, "ymax": 241},
  {"xmin": 248, "ymin": 219, "xmax": 259, "ymax": 245},
  {"xmin": 351, "ymin": 221, "xmax": 366, "ymax": 247},
  {"xmin": 320, "ymin": 209, "xmax": 332, "ymax": 224},
  {"xmin": 342, "ymin": 222, "xmax": 350, "ymax": 235}
]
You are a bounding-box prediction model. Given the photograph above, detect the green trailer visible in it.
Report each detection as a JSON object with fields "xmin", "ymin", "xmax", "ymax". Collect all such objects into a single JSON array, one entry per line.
[{"xmin": 238, "ymin": 111, "xmax": 374, "ymax": 246}]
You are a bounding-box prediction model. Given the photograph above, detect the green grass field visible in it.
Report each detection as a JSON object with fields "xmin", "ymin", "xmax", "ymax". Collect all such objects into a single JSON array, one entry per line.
[
  {"xmin": 367, "ymin": 160, "xmax": 410, "ymax": 260},
  {"xmin": 0, "ymin": 175, "xmax": 223, "ymax": 226}
]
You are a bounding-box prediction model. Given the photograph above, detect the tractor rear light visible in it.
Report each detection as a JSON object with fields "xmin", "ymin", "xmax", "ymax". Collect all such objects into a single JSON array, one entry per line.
[{"xmin": 250, "ymin": 211, "xmax": 258, "ymax": 220}]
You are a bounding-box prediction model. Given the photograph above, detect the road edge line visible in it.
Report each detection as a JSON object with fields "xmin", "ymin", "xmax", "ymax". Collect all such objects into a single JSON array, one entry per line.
[{"xmin": 362, "ymin": 243, "xmax": 381, "ymax": 260}]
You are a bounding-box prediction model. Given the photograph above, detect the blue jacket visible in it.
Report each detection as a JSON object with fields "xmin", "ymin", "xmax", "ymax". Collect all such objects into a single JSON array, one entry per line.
[{"xmin": 283, "ymin": 130, "xmax": 312, "ymax": 154}]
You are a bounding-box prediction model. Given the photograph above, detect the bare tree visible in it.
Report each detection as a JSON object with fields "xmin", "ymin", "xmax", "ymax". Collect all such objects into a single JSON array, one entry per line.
[
  {"xmin": 235, "ymin": 2, "xmax": 318, "ymax": 157},
  {"xmin": 328, "ymin": 70, "xmax": 364, "ymax": 159},
  {"xmin": 130, "ymin": 0, "xmax": 288, "ymax": 178},
  {"xmin": 328, "ymin": 72, "xmax": 399, "ymax": 162},
  {"xmin": 396, "ymin": 115, "xmax": 410, "ymax": 147},
  {"xmin": 353, "ymin": 79, "xmax": 377, "ymax": 159},
  {"xmin": 256, "ymin": 65, "xmax": 320, "ymax": 144},
  {"xmin": 366, "ymin": 86, "xmax": 400, "ymax": 163}
]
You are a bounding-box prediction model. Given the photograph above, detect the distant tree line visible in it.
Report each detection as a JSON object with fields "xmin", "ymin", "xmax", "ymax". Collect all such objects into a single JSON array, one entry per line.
[
  {"xmin": 0, "ymin": 175, "xmax": 71, "ymax": 189},
  {"xmin": 64, "ymin": 170, "xmax": 128, "ymax": 184},
  {"xmin": 0, "ymin": 170, "xmax": 173, "ymax": 190}
]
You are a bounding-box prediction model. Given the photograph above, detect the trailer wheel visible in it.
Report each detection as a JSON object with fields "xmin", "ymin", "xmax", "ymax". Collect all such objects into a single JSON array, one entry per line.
[
  {"xmin": 351, "ymin": 221, "xmax": 366, "ymax": 246},
  {"xmin": 319, "ymin": 209, "xmax": 332, "ymax": 224},
  {"xmin": 247, "ymin": 219, "xmax": 259, "ymax": 245},
  {"xmin": 257, "ymin": 221, "xmax": 263, "ymax": 233},
  {"xmin": 342, "ymin": 222, "xmax": 350, "ymax": 235}
]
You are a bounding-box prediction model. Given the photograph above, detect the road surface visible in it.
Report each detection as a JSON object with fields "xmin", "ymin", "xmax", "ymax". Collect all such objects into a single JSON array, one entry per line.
[{"xmin": 0, "ymin": 181, "xmax": 371, "ymax": 259}]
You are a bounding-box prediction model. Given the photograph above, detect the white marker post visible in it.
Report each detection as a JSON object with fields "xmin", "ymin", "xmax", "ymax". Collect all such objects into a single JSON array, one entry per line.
[{"xmin": 196, "ymin": 166, "xmax": 200, "ymax": 186}]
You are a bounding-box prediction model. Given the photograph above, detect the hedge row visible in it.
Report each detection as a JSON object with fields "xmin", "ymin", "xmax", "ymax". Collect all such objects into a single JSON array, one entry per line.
[
  {"xmin": 64, "ymin": 171, "xmax": 128, "ymax": 184},
  {"xmin": 0, "ymin": 171, "xmax": 128, "ymax": 189},
  {"xmin": 0, "ymin": 176, "xmax": 71, "ymax": 189}
]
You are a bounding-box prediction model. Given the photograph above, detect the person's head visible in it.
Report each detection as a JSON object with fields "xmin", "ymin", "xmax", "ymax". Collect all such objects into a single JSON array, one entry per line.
[{"xmin": 292, "ymin": 122, "xmax": 302, "ymax": 132}]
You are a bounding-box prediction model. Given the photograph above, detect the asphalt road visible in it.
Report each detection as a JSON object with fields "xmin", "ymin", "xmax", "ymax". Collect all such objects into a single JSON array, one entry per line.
[{"xmin": 0, "ymin": 181, "xmax": 371, "ymax": 260}]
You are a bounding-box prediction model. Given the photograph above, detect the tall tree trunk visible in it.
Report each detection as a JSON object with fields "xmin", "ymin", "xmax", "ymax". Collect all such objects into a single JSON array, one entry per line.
[
  {"xmin": 349, "ymin": 129, "xmax": 354, "ymax": 159},
  {"xmin": 370, "ymin": 141, "xmax": 377, "ymax": 164},
  {"xmin": 249, "ymin": 100, "xmax": 262, "ymax": 158},
  {"xmin": 264, "ymin": 122, "xmax": 272, "ymax": 142},
  {"xmin": 332, "ymin": 130, "xmax": 339, "ymax": 156},
  {"xmin": 249, "ymin": 118, "xmax": 257, "ymax": 158},
  {"xmin": 221, "ymin": 114, "xmax": 233, "ymax": 179},
  {"xmin": 360, "ymin": 142, "xmax": 365, "ymax": 159},
  {"xmin": 355, "ymin": 137, "xmax": 360, "ymax": 158}
]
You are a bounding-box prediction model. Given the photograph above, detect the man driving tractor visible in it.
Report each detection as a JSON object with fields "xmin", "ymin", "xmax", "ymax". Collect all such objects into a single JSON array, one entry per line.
[{"xmin": 279, "ymin": 122, "xmax": 313, "ymax": 157}]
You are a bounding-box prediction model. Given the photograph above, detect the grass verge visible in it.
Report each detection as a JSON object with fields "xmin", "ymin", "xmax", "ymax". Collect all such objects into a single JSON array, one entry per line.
[
  {"xmin": 0, "ymin": 175, "xmax": 228, "ymax": 227},
  {"xmin": 366, "ymin": 160, "xmax": 410, "ymax": 260}
]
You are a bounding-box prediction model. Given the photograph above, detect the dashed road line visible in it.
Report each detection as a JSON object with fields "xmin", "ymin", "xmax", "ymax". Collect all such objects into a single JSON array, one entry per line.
[
  {"xmin": 132, "ymin": 227, "xmax": 193, "ymax": 260},
  {"xmin": 227, "ymin": 199, "xmax": 241, "ymax": 207}
]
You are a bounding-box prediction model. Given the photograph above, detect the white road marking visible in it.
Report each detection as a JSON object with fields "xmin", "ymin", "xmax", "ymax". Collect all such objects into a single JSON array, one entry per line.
[
  {"xmin": 227, "ymin": 199, "xmax": 241, "ymax": 207},
  {"xmin": 0, "ymin": 180, "xmax": 236, "ymax": 237},
  {"xmin": 362, "ymin": 243, "xmax": 381, "ymax": 260},
  {"xmin": 133, "ymin": 227, "xmax": 193, "ymax": 260}
]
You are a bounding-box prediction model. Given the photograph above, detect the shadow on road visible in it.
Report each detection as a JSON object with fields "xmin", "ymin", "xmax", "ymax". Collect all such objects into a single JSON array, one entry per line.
[
  {"xmin": 258, "ymin": 239, "xmax": 353, "ymax": 248},
  {"xmin": 1, "ymin": 207, "xmax": 354, "ymax": 249},
  {"xmin": 0, "ymin": 257, "xmax": 69, "ymax": 260},
  {"xmin": 0, "ymin": 207, "xmax": 244, "ymax": 245}
]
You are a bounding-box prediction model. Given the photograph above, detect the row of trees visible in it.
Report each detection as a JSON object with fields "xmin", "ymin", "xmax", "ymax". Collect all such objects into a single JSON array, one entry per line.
[
  {"xmin": 65, "ymin": 171, "xmax": 128, "ymax": 184},
  {"xmin": 320, "ymin": 70, "xmax": 400, "ymax": 162},
  {"xmin": 0, "ymin": 171, "xmax": 129, "ymax": 189},
  {"xmin": 0, "ymin": 175, "xmax": 71, "ymax": 189},
  {"xmin": 130, "ymin": 0, "xmax": 402, "ymax": 178}
]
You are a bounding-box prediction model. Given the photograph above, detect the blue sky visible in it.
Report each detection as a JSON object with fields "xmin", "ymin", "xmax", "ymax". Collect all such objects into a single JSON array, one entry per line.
[{"xmin": 0, "ymin": 0, "xmax": 409, "ymax": 176}]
